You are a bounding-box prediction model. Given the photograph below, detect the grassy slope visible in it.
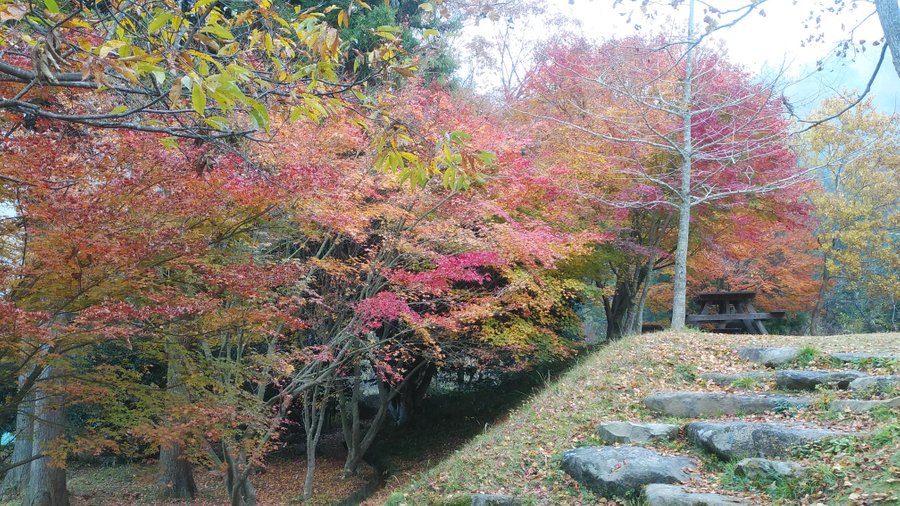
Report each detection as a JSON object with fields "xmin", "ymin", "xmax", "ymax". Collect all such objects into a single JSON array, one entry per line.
[{"xmin": 385, "ymin": 331, "xmax": 900, "ymax": 505}]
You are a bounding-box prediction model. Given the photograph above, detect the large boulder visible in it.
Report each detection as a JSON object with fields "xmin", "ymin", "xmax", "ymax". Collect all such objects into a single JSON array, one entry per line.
[
  {"xmin": 830, "ymin": 352, "xmax": 899, "ymax": 364},
  {"xmin": 561, "ymin": 446, "xmax": 697, "ymax": 499},
  {"xmin": 597, "ymin": 421, "xmax": 680, "ymax": 444},
  {"xmin": 700, "ymin": 371, "xmax": 774, "ymax": 387},
  {"xmin": 686, "ymin": 421, "xmax": 848, "ymax": 460},
  {"xmin": 830, "ymin": 397, "xmax": 900, "ymax": 413},
  {"xmin": 775, "ymin": 370, "xmax": 867, "ymax": 391},
  {"xmin": 736, "ymin": 347, "xmax": 801, "ymax": 367},
  {"xmin": 643, "ymin": 392, "xmax": 810, "ymax": 418},
  {"xmin": 644, "ymin": 484, "xmax": 750, "ymax": 506},
  {"xmin": 734, "ymin": 458, "xmax": 805, "ymax": 480},
  {"xmin": 849, "ymin": 375, "xmax": 900, "ymax": 393}
]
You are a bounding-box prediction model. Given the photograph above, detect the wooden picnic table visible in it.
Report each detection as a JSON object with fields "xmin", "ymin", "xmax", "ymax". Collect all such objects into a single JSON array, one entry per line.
[{"xmin": 685, "ymin": 291, "xmax": 785, "ymax": 335}]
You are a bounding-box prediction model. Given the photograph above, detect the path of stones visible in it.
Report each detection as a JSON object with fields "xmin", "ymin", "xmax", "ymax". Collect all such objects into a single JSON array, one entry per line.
[{"xmin": 555, "ymin": 346, "xmax": 900, "ymax": 506}]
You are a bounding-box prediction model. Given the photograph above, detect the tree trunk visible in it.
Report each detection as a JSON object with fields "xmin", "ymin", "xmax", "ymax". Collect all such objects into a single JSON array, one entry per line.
[
  {"xmin": 341, "ymin": 372, "xmax": 391, "ymax": 477},
  {"xmin": 1, "ymin": 380, "xmax": 34, "ymax": 499},
  {"xmin": 223, "ymin": 446, "xmax": 256, "ymax": 506},
  {"xmin": 671, "ymin": 196, "xmax": 692, "ymax": 330},
  {"xmin": 24, "ymin": 367, "xmax": 68, "ymax": 506},
  {"xmin": 671, "ymin": 0, "xmax": 696, "ymax": 331},
  {"xmin": 158, "ymin": 444, "xmax": 196, "ymax": 500},
  {"xmin": 388, "ymin": 361, "xmax": 434, "ymax": 426},
  {"xmin": 303, "ymin": 437, "xmax": 318, "ymax": 501},
  {"xmin": 157, "ymin": 347, "xmax": 197, "ymax": 499},
  {"xmin": 633, "ymin": 257, "xmax": 656, "ymax": 334},
  {"xmin": 875, "ymin": 0, "xmax": 900, "ymax": 79},
  {"xmin": 603, "ymin": 290, "xmax": 632, "ymax": 340},
  {"xmin": 302, "ymin": 375, "xmax": 332, "ymax": 501},
  {"xmin": 809, "ymin": 255, "xmax": 830, "ymax": 336},
  {"xmin": 339, "ymin": 360, "xmax": 425, "ymax": 477}
]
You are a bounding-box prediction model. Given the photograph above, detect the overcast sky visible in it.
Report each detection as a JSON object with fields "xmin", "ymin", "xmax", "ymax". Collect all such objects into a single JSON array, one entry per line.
[{"xmin": 461, "ymin": 0, "xmax": 899, "ymax": 113}]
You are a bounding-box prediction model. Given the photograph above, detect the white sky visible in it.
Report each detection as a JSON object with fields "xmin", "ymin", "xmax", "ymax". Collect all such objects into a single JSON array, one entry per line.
[{"xmin": 459, "ymin": 0, "xmax": 899, "ymax": 113}]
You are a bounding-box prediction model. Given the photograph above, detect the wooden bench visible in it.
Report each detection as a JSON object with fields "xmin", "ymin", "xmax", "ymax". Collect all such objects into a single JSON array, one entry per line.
[{"xmin": 686, "ymin": 291, "xmax": 785, "ymax": 335}]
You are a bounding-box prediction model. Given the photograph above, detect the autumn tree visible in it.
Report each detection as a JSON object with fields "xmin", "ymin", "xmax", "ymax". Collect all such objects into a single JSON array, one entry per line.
[
  {"xmin": 251, "ymin": 82, "xmax": 596, "ymax": 479},
  {"xmin": 0, "ymin": 0, "xmax": 418, "ymax": 142},
  {"xmin": 513, "ymin": 22, "xmax": 807, "ymax": 331},
  {"xmin": 804, "ymin": 98, "xmax": 899, "ymax": 333}
]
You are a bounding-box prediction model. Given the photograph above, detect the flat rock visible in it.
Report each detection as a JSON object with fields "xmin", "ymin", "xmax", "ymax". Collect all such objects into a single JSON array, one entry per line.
[
  {"xmin": 830, "ymin": 352, "xmax": 899, "ymax": 364},
  {"xmin": 471, "ymin": 494, "xmax": 521, "ymax": 506},
  {"xmin": 686, "ymin": 421, "xmax": 848, "ymax": 460},
  {"xmin": 700, "ymin": 371, "xmax": 774, "ymax": 387},
  {"xmin": 736, "ymin": 347, "xmax": 801, "ymax": 367},
  {"xmin": 775, "ymin": 370, "xmax": 867, "ymax": 391},
  {"xmin": 561, "ymin": 446, "xmax": 697, "ymax": 499},
  {"xmin": 643, "ymin": 392, "xmax": 810, "ymax": 418},
  {"xmin": 597, "ymin": 421, "xmax": 680, "ymax": 444},
  {"xmin": 830, "ymin": 397, "xmax": 900, "ymax": 413},
  {"xmin": 734, "ymin": 458, "xmax": 805, "ymax": 480},
  {"xmin": 644, "ymin": 484, "xmax": 750, "ymax": 506},
  {"xmin": 849, "ymin": 375, "xmax": 900, "ymax": 393}
]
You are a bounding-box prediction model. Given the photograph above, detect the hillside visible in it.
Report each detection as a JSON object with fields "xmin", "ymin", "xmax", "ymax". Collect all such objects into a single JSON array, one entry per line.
[{"xmin": 382, "ymin": 331, "xmax": 899, "ymax": 505}]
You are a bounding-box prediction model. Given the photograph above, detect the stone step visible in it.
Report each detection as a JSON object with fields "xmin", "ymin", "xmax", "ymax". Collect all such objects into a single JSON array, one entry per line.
[
  {"xmin": 597, "ymin": 421, "xmax": 679, "ymax": 444},
  {"xmin": 643, "ymin": 391, "xmax": 810, "ymax": 418},
  {"xmin": 561, "ymin": 446, "xmax": 697, "ymax": 499},
  {"xmin": 470, "ymin": 494, "xmax": 521, "ymax": 506},
  {"xmin": 849, "ymin": 375, "xmax": 900, "ymax": 393},
  {"xmin": 736, "ymin": 347, "xmax": 802, "ymax": 367},
  {"xmin": 644, "ymin": 484, "xmax": 750, "ymax": 506},
  {"xmin": 686, "ymin": 421, "xmax": 850, "ymax": 460},
  {"xmin": 736, "ymin": 347, "xmax": 899, "ymax": 367},
  {"xmin": 830, "ymin": 352, "xmax": 899, "ymax": 364},
  {"xmin": 734, "ymin": 458, "xmax": 805, "ymax": 480},
  {"xmin": 775, "ymin": 370, "xmax": 867, "ymax": 391},
  {"xmin": 700, "ymin": 371, "xmax": 774, "ymax": 387},
  {"xmin": 830, "ymin": 397, "xmax": 900, "ymax": 413}
]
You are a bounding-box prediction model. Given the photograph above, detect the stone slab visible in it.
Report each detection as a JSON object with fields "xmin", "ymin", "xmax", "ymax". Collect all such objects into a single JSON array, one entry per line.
[
  {"xmin": 734, "ymin": 458, "xmax": 805, "ymax": 480},
  {"xmin": 561, "ymin": 446, "xmax": 697, "ymax": 499},
  {"xmin": 597, "ymin": 421, "xmax": 680, "ymax": 444},
  {"xmin": 700, "ymin": 371, "xmax": 774, "ymax": 387},
  {"xmin": 830, "ymin": 397, "xmax": 900, "ymax": 413},
  {"xmin": 775, "ymin": 370, "xmax": 867, "ymax": 391},
  {"xmin": 686, "ymin": 421, "xmax": 848, "ymax": 460},
  {"xmin": 643, "ymin": 392, "xmax": 810, "ymax": 418},
  {"xmin": 644, "ymin": 484, "xmax": 750, "ymax": 506},
  {"xmin": 736, "ymin": 347, "xmax": 801, "ymax": 367}
]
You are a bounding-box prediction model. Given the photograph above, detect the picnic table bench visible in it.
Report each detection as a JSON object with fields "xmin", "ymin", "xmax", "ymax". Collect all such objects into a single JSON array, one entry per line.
[{"xmin": 686, "ymin": 291, "xmax": 785, "ymax": 335}]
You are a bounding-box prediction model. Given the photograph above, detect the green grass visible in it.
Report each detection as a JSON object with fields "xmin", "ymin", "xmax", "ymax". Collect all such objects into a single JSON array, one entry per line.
[
  {"xmin": 730, "ymin": 377, "xmax": 758, "ymax": 388},
  {"xmin": 385, "ymin": 335, "xmax": 666, "ymax": 505},
  {"xmin": 387, "ymin": 331, "xmax": 900, "ymax": 505},
  {"xmin": 790, "ymin": 345, "xmax": 820, "ymax": 368},
  {"xmin": 674, "ymin": 363, "xmax": 698, "ymax": 383}
]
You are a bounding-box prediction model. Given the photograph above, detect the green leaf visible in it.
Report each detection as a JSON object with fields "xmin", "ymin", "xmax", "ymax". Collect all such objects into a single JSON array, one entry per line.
[
  {"xmin": 248, "ymin": 103, "xmax": 270, "ymax": 132},
  {"xmin": 423, "ymin": 29, "xmax": 439, "ymax": 38},
  {"xmin": 476, "ymin": 150, "xmax": 497, "ymax": 166},
  {"xmin": 204, "ymin": 116, "xmax": 228, "ymax": 129},
  {"xmin": 194, "ymin": 0, "xmax": 218, "ymax": 9},
  {"xmin": 201, "ymin": 24, "xmax": 234, "ymax": 40},
  {"xmin": 110, "ymin": 105, "xmax": 129, "ymax": 114},
  {"xmin": 191, "ymin": 81, "xmax": 207, "ymax": 116},
  {"xmin": 43, "ymin": 0, "xmax": 59, "ymax": 14},
  {"xmin": 151, "ymin": 71, "xmax": 167, "ymax": 85},
  {"xmin": 148, "ymin": 11, "xmax": 173, "ymax": 33},
  {"xmin": 448, "ymin": 131, "xmax": 471, "ymax": 143},
  {"xmin": 289, "ymin": 106, "xmax": 303, "ymax": 122},
  {"xmin": 159, "ymin": 137, "xmax": 178, "ymax": 150}
]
